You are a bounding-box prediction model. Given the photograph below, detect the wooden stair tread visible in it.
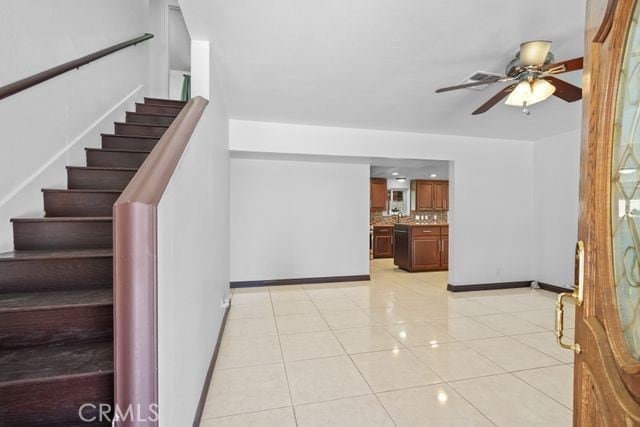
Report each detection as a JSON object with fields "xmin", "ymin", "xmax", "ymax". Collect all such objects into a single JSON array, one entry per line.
[
  {"xmin": 42, "ymin": 188, "xmax": 121, "ymax": 194},
  {"xmin": 85, "ymin": 148, "xmax": 151, "ymax": 154},
  {"xmin": 100, "ymin": 133, "xmax": 160, "ymax": 140},
  {"xmin": 0, "ymin": 289, "xmax": 112, "ymax": 312},
  {"xmin": 126, "ymin": 111, "xmax": 178, "ymax": 118},
  {"xmin": 113, "ymin": 121, "xmax": 168, "ymax": 128},
  {"xmin": 0, "ymin": 249, "xmax": 112, "ymax": 261},
  {"xmin": 11, "ymin": 217, "xmax": 112, "ymax": 223},
  {"xmin": 66, "ymin": 166, "xmax": 138, "ymax": 171},
  {"xmin": 144, "ymin": 97, "xmax": 186, "ymax": 105},
  {"xmin": 0, "ymin": 341, "xmax": 112, "ymax": 384}
]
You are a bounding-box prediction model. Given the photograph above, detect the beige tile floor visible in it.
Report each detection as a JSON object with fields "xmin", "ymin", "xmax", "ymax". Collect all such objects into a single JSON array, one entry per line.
[{"xmin": 201, "ymin": 259, "xmax": 575, "ymax": 426}]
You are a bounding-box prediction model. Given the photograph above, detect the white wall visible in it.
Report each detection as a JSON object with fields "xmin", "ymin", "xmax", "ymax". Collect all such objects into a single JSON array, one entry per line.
[
  {"xmin": 157, "ymin": 41, "xmax": 230, "ymax": 425},
  {"xmin": 533, "ymin": 129, "xmax": 581, "ymax": 288},
  {"xmin": 0, "ymin": 0, "xmax": 154, "ymax": 252},
  {"xmin": 229, "ymin": 120, "xmax": 535, "ymax": 286},
  {"xmin": 230, "ymin": 158, "xmax": 370, "ymax": 282}
]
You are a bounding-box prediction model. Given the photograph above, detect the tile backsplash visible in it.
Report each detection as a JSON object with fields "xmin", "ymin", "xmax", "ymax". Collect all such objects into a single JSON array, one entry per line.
[{"xmin": 370, "ymin": 210, "xmax": 448, "ymax": 226}]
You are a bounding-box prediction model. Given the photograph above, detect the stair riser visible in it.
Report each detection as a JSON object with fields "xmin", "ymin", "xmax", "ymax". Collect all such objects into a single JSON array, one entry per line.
[
  {"xmin": 0, "ymin": 372, "xmax": 113, "ymax": 426},
  {"xmin": 13, "ymin": 221, "xmax": 113, "ymax": 250},
  {"xmin": 44, "ymin": 192, "xmax": 120, "ymax": 217},
  {"xmin": 86, "ymin": 150, "xmax": 149, "ymax": 169},
  {"xmin": 102, "ymin": 134, "xmax": 159, "ymax": 151},
  {"xmin": 114, "ymin": 123, "xmax": 167, "ymax": 137},
  {"xmin": 144, "ymin": 97, "xmax": 186, "ymax": 107},
  {"xmin": 135, "ymin": 103, "xmax": 181, "ymax": 116},
  {"xmin": 68, "ymin": 168, "xmax": 136, "ymax": 191},
  {"xmin": 0, "ymin": 305, "xmax": 112, "ymax": 349},
  {"xmin": 126, "ymin": 112, "xmax": 175, "ymax": 126},
  {"xmin": 0, "ymin": 257, "xmax": 112, "ymax": 293}
]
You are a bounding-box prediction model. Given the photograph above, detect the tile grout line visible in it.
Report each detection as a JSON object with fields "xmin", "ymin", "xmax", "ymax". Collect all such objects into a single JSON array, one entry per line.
[{"xmin": 269, "ymin": 287, "xmax": 300, "ymax": 427}]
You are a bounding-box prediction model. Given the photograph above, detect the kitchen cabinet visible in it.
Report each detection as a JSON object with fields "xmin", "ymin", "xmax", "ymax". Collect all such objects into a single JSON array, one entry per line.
[
  {"xmin": 370, "ymin": 178, "xmax": 387, "ymax": 211},
  {"xmin": 373, "ymin": 226, "xmax": 394, "ymax": 258},
  {"xmin": 433, "ymin": 181, "xmax": 449, "ymax": 210},
  {"xmin": 411, "ymin": 180, "xmax": 449, "ymax": 211},
  {"xmin": 393, "ymin": 224, "xmax": 448, "ymax": 271}
]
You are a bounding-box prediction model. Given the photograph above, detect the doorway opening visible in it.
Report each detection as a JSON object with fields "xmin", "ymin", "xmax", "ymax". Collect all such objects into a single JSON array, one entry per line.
[{"xmin": 369, "ymin": 158, "xmax": 452, "ymax": 285}]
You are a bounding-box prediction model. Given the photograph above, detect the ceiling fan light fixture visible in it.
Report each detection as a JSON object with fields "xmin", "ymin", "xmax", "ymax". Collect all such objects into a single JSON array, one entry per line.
[
  {"xmin": 519, "ymin": 40, "xmax": 552, "ymax": 66},
  {"xmin": 505, "ymin": 80, "xmax": 533, "ymax": 107},
  {"xmin": 530, "ymin": 78, "xmax": 556, "ymax": 104},
  {"xmin": 505, "ymin": 79, "xmax": 556, "ymax": 107}
]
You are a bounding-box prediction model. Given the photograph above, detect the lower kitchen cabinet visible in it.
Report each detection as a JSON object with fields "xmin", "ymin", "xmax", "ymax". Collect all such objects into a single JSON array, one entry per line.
[
  {"xmin": 393, "ymin": 224, "xmax": 448, "ymax": 271},
  {"xmin": 373, "ymin": 226, "xmax": 394, "ymax": 258}
]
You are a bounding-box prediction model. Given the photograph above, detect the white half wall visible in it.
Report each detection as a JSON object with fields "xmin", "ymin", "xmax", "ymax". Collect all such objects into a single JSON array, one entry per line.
[
  {"xmin": 229, "ymin": 120, "xmax": 535, "ymax": 286},
  {"xmin": 0, "ymin": 0, "xmax": 153, "ymax": 253},
  {"xmin": 533, "ymin": 129, "xmax": 581, "ymax": 288},
  {"xmin": 157, "ymin": 42, "xmax": 230, "ymax": 424},
  {"xmin": 230, "ymin": 158, "xmax": 370, "ymax": 282}
]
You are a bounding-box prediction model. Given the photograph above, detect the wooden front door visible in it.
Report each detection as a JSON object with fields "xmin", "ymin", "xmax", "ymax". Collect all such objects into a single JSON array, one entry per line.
[{"xmin": 570, "ymin": 0, "xmax": 640, "ymax": 424}]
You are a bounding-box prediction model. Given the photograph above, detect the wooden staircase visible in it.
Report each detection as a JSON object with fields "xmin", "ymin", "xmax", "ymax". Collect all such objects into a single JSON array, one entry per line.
[{"xmin": 0, "ymin": 97, "xmax": 186, "ymax": 425}]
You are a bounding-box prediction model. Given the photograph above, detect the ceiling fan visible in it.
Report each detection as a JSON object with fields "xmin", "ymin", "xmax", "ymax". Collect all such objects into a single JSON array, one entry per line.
[{"xmin": 435, "ymin": 41, "xmax": 583, "ymax": 115}]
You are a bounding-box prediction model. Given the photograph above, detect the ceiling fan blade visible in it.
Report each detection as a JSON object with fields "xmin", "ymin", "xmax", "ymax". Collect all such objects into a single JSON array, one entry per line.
[
  {"xmin": 545, "ymin": 76, "xmax": 582, "ymax": 102},
  {"xmin": 543, "ymin": 57, "xmax": 584, "ymax": 74},
  {"xmin": 435, "ymin": 76, "xmax": 506, "ymax": 93},
  {"xmin": 471, "ymin": 83, "xmax": 519, "ymax": 115}
]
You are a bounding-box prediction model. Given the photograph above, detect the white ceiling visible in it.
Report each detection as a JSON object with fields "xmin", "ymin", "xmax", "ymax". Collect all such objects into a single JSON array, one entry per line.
[{"xmin": 198, "ymin": 0, "xmax": 586, "ymax": 141}]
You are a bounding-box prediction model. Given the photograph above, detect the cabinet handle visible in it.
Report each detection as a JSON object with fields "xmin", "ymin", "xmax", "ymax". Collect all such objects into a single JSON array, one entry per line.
[{"xmin": 422, "ymin": 230, "xmax": 432, "ymax": 233}]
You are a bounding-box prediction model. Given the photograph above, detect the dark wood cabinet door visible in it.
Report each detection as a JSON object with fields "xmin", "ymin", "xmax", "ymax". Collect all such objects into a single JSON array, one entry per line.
[
  {"xmin": 370, "ymin": 178, "xmax": 387, "ymax": 211},
  {"xmin": 411, "ymin": 236, "xmax": 440, "ymax": 270},
  {"xmin": 440, "ymin": 237, "xmax": 448, "ymax": 268},
  {"xmin": 433, "ymin": 181, "xmax": 449, "ymax": 210},
  {"xmin": 373, "ymin": 235, "xmax": 393, "ymax": 258},
  {"xmin": 416, "ymin": 180, "xmax": 434, "ymax": 210}
]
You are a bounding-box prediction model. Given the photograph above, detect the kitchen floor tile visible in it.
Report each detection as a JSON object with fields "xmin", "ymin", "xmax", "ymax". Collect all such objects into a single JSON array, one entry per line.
[
  {"xmin": 409, "ymin": 341, "xmax": 505, "ymax": 381},
  {"xmin": 313, "ymin": 297, "xmax": 360, "ymax": 313},
  {"xmin": 471, "ymin": 313, "xmax": 546, "ymax": 335},
  {"xmin": 279, "ymin": 331, "xmax": 345, "ymax": 361},
  {"xmin": 350, "ymin": 348, "xmax": 442, "ymax": 392},
  {"xmin": 203, "ymin": 364, "xmax": 291, "ymax": 418},
  {"xmin": 273, "ymin": 300, "xmax": 319, "ymax": 316},
  {"xmin": 333, "ymin": 326, "xmax": 401, "ymax": 354},
  {"xmin": 514, "ymin": 365, "xmax": 574, "ymax": 409},
  {"xmin": 209, "ymin": 259, "xmax": 574, "ymax": 425},
  {"xmin": 216, "ymin": 335, "xmax": 283, "ymax": 370},
  {"xmin": 429, "ymin": 317, "xmax": 503, "ymax": 341},
  {"xmin": 294, "ymin": 395, "xmax": 394, "ymax": 427},
  {"xmin": 378, "ymin": 384, "xmax": 494, "ymax": 426},
  {"xmin": 228, "ymin": 302, "xmax": 274, "ymax": 320},
  {"xmin": 275, "ymin": 313, "xmax": 330, "ymax": 335},
  {"xmin": 321, "ymin": 309, "xmax": 378, "ymax": 330},
  {"xmin": 285, "ymin": 356, "xmax": 371, "ymax": 405},
  {"xmin": 385, "ymin": 321, "xmax": 457, "ymax": 347},
  {"xmin": 201, "ymin": 407, "xmax": 296, "ymax": 427},
  {"xmin": 450, "ymin": 373, "xmax": 572, "ymax": 426},
  {"xmin": 224, "ymin": 316, "xmax": 278, "ymax": 338},
  {"xmin": 465, "ymin": 336, "xmax": 564, "ymax": 371},
  {"xmin": 512, "ymin": 331, "xmax": 576, "ymax": 364}
]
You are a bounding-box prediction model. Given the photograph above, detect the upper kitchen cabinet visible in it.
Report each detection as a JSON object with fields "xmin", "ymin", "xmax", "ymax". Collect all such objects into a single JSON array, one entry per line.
[
  {"xmin": 411, "ymin": 180, "xmax": 449, "ymax": 211},
  {"xmin": 433, "ymin": 181, "xmax": 449, "ymax": 210},
  {"xmin": 370, "ymin": 178, "xmax": 387, "ymax": 211}
]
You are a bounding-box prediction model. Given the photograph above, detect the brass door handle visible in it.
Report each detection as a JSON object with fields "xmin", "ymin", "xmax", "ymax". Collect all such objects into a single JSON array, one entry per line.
[{"xmin": 555, "ymin": 241, "xmax": 585, "ymax": 354}]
